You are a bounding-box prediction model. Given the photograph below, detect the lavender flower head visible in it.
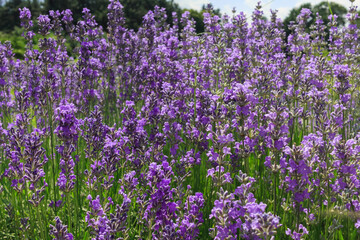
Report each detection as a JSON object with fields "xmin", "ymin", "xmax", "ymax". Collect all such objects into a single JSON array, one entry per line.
[
  {"xmin": 54, "ymin": 101, "xmax": 80, "ymax": 144},
  {"xmin": 49, "ymin": 216, "xmax": 74, "ymax": 240},
  {"xmin": 19, "ymin": 7, "xmax": 33, "ymax": 30},
  {"xmin": 38, "ymin": 14, "xmax": 52, "ymax": 35},
  {"xmin": 55, "ymin": 100, "xmax": 80, "ymax": 192}
]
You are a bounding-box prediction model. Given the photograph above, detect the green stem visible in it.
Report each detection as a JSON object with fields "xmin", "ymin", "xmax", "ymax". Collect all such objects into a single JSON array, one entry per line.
[
  {"xmin": 36, "ymin": 205, "xmax": 46, "ymax": 240},
  {"xmin": 47, "ymin": 96, "xmax": 57, "ymax": 216}
]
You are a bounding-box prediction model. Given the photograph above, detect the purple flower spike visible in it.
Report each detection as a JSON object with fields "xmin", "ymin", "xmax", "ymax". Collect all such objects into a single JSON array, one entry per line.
[
  {"xmin": 49, "ymin": 216, "xmax": 74, "ymax": 240},
  {"xmin": 19, "ymin": 7, "xmax": 33, "ymax": 30},
  {"xmin": 55, "ymin": 100, "xmax": 80, "ymax": 193}
]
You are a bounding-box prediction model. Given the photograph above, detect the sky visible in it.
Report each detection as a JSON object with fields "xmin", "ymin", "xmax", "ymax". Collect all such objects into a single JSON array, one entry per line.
[{"xmin": 174, "ymin": 0, "xmax": 358, "ymax": 20}]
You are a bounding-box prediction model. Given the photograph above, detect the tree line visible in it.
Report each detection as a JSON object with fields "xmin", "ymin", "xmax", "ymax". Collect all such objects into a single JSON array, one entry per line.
[
  {"xmin": 0, "ymin": 0, "xmax": 354, "ymax": 34},
  {"xmin": 0, "ymin": 0, "xmax": 221, "ymax": 33}
]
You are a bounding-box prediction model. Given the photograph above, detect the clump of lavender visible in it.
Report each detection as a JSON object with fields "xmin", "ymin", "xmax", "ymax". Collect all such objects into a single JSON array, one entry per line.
[
  {"xmin": 176, "ymin": 192, "xmax": 205, "ymax": 239},
  {"xmin": 85, "ymin": 195, "xmax": 112, "ymax": 239},
  {"xmin": 86, "ymin": 194, "xmax": 131, "ymax": 239},
  {"xmin": 2, "ymin": 0, "xmax": 360, "ymax": 239},
  {"xmin": 209, "ymin": 171, "xmax": 281, "ymax": 239}
]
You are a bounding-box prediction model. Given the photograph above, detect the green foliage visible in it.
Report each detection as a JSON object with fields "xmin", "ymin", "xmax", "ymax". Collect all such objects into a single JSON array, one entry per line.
[
  {"xmin": 0, "ymin": 27, "xmax": 77, "ymax": 59},
  {"xmin": 0, "ymin": 0, "xmax": 26, "ymax": 33},
  {"xmin": 0, "ymin": 27, "xmax": 27, "ymax": 58}
]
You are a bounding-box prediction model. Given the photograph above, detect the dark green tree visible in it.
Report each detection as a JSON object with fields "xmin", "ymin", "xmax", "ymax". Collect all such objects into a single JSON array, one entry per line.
[
  {"xmin": 0, "ymin": 0, "xmax": 220, "ymax": 33},
  {"xmin": 0, "ymin": 0, "xmax": 26, "ymax": 32},
  {"xmin": 30, "ymin": 0, "xmax": 41, "ymax": 16},
  {"xmin": 120, "ymin": 0, "xmax": 182, "ymax": 30},
  {"xmin": 283, "ymin": 1, "xmax": 347, "ymax": 36},
  {"xmin": 313, "ymin": 2, "xmax": 347, "ymax": 26},
  {"xmin": 181, "ymin": 4, "xmax": 221, "ymax": 33},
  {"xmin": 0, "ymin": 0, "xmax": 42, "ymax": 32},
  {"xmin": 182, "ymin": 8, "xmax": 204, "ymax": 33}
]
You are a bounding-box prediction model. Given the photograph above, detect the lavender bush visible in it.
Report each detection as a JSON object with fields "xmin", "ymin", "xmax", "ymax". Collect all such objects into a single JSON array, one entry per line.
[{"xmin": 0, "ymin": 0, "xmax": 360, "ymax": 239}]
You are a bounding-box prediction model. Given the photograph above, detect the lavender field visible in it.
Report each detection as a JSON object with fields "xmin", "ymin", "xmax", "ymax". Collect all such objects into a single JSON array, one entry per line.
[{"xmin": 1, "ymin": 0, "xmax": 360, "ymax": 239}]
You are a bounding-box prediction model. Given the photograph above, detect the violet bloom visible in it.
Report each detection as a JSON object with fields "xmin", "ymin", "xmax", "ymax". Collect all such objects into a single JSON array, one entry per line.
[
  {"xmin": 49, "ymin": 216, "xmax": 74, "ymax": 240},
  {"xmin": 24, "ymin": 130, "xmax": 48, "ymax": 207},
  {"xmin": 38, "ymin": 14, "xmax": 51, "ymax": 35},
  {"xmin": 177, "ymin": 192, "xmax": 205, "ymax": 239},
  {"xmin": 54, "ymin": 100, "xmax": 80, "ymax": 192},
  {"xmin": 100, "ymin": 137, "xmax": 120, "ymax": 190},
  {"xmin": 82, "ymin": 106, "xmax": 109, "ymax": 183},
  {"xmin": 5, "ymin": 123, "xmax": 31, "ymax": 192},
  {"xmin": 285, "ymin": 224, "xmax": 308, "ymax": 240},
  {"xmin": 86, "ymin": 195, "xmax": 116, "ymax": 239},
  {"xmin": 19, "ymin": 7, "xmax": 33, "ymax": 30},
  {"xmin": 283, "ymin": 145, "xmax": 312, "ymax": 203},
  {"xmin": 210, "ymin": 171, "xmax": 281, "ymax": 239},
  {"xmin": 49, "ymin": 10, "xmax": 63, "ymax": 36},
  {"xmin": 143, "ymin": 161, "xmax": 179, "ymax": 237}
]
